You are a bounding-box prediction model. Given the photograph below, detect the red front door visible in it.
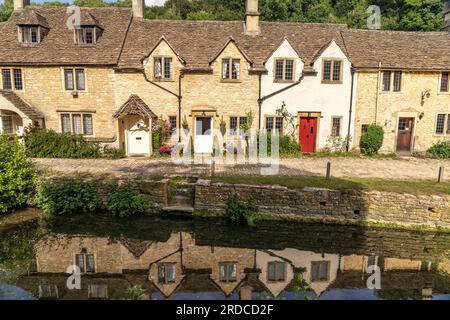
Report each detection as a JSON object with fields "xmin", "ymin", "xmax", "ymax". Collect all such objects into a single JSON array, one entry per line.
[{"xmin": 299, "ymin": 117, "xmax": 318, "ymax": 154}]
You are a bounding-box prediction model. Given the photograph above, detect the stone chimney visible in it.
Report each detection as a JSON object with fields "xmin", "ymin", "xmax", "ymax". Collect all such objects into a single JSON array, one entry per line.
[
  {"xmin": 14, "ymin": 0, "xmax": 30, "ymax": 11},
  {"xmin": 443, "ymin": 1, "xmax": 450, "ymax": 31},
  {"xmin": 244, "ymin": 0, "xmax": 260, "ymax": 36},
  {"xmin": 132, "ymin": 0, "xmax": 145, "ymax": 19}
]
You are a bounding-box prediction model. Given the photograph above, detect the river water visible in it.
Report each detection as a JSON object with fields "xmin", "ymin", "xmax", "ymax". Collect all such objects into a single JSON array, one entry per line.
[{"xmin": 1, "ymin": 210, "xmax": 449, "ymax": 300}]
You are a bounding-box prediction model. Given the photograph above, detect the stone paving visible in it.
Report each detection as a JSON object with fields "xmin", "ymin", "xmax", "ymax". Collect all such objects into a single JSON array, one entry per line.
[{"xmin": 32, "ymin": 157, "xmax": 450, "ymax": 180}]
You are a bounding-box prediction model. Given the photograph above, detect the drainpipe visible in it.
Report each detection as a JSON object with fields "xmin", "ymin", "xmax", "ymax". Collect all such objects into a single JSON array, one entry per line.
[
  {"xmin": 375, "ymin": 62, "xmax": 382, "ymax": 124},
  {"xmin": 258, "ymin": 74, "xmax": 262, "ymax": 130},
  {"xmin": 178, "ymin": 72, "xmax": 184, "ymax": 142},
  {"xmin": 346, "ymin": 66, "xmax": 356, "ymax": 152},
  {"xmin": 260, "ymin": 72, "xmax": 305, "ymax": 102}
]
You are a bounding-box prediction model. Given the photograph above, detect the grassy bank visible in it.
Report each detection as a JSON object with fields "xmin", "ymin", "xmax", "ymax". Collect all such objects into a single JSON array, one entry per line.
[{"xmin": 210, "ymin": 176, "xmax": 450, "ymax": 196}]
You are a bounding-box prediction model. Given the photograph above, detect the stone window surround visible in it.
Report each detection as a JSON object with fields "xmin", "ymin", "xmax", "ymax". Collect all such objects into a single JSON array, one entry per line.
[
  {"xmin": 321, "ymin": 58, "xmax": 343, "ymax": 84},
  {"xmin": 437, "ymin": 71, "xmax": 450, "ymax": 95},
  {"xmin": 219, "ymin": 262, "xmax": 238, "ymax": 283},
  {"xmin": 264, "ymin": 115, "xmax": 284, "ymax": 133},
  {"xmin": 273, "ymin": 57, "xmax": 295, "ymax": 83},
  {"xmin": 74, "ymin": 27, "xmax": 98, "ymax": 45},
  {"xmin": 229, "ymin": 116, "xmax": 248, "ymax": 136},
  {"xmin": 434, "ymin": 113, "xmax": 450, "ymax": 136},
  {"xmin": 153, "ymin": 56, "xmax": 174, "ymax": 82},
  {"xmin": 1, "ymin": 67, "xmax": 24, "ymax": 91},
  {"xmin": 59, "ymin": 111, "xmax": 95, "ymax": 136},
  {"xmin": 73, "ymin": 251, "xmax": 97, "ymax": 274},
  {"xmin": 380, "ymin": 70, "xmax": 403, "ymax": 94},
  {"xmin": 18, "ymin": 25, "xmax": 40, "ymax": 45},
  {"xmin": 221, "ymin": 57, "xmax": 241, "ymax": 83},
  {"xmin": 267, "ymin": 261, "xmax": 287, "ymax": 282},
  {"xmin": 61, "ymin": 67, "xmax": 88, "ymax": 93},
  {"xmin": 331, "ymin": 116, "xmax": 343, "ymax": 137},
  {"xmin": 311, "ymin": 260, "xmax": 331, "ymax": 282}
]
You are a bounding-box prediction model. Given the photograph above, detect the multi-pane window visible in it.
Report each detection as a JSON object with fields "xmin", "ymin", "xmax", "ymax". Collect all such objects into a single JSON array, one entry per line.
[
  {"xmin": 20, "ymin": 26, "xmax": 39, "ymax": 44},
  {"xmin": 229, "ymin": 116, "xmax": 247, "ymax": 135},
  {"xmin": 331, "ymin": 117, "xmax": 342, "ymax": 137},
  {"xmin": 88, "ymin": 285, "xmax": 108, "ymax": 299},
  {"xmin": 75, "ymin": 27, "xmax": 95, "ymax": 45},
  {"xmin": 64, "ymin": 68, "xmax": 85, "ymax": 91},
  {"xmin": 361, "ymin": 124, "xmax": 369, "ymax": 135},
  {"xmin": 38, "ymin": 285, "xmax": 59, "ymax": 299},
  {"xmin": 158, "ymin": 263, "xmax": 176, "ymax": 284},
  {"xmin": 2, "ymin": 68, "xmax": 23, "ymax": 90},
  {"xmin": 0, "ymin": 116, "xmax": 13, "ymax": 134},
  {"xmin": 267, "ymin": 261, "xmax": 286, "ymax": 282},
  {"xmin": 382, "ymin": 71, "xmax": 402, "ymax": 92},
  {"xmin": 219, "ymin": 262, "xmax": 237, "ymax": 282},
  {"xmin": 322, "ymin": 59, "xmax": 342, "ymax": 83},
  {"xmin": 435, "ymin": 113, "xmax": 450, "ymax": 135},
  {"xmin": 61, "ymin": 113, "xmax": 93, "ymax": 135},
  {"xmin": 154, "ymin": 57, "xmax": 173, "ymax": 80},
  {"xmin": 265, "ymin": 116, "xmax": 283, "ymax": 134},
  {"xmin": 440, "ymin": 72, "xmax": 449, "ymax": 93},
  {"xmin": 75, "ymin": 252, "xmax": 95, "ymax": 273},
  {"xmin": 222, "ymin": 59, "xmax": 240, "ymax": 81},
  {"xmin": 274, "ymin": 58, "xmax": 294, "ymax": 82},
  {"xmin": 169, "ymin": 116, "xmax": 177, "ymax": 134},
  {"xmin": 311, "ymin": 261, "xmax": 330, "ymax": 282}
]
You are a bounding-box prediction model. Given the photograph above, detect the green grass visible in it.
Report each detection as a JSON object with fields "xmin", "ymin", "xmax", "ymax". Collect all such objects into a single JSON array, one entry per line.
[{"xmin": 210, "ymin": 176, "xmax": 450, "ymax": 196}]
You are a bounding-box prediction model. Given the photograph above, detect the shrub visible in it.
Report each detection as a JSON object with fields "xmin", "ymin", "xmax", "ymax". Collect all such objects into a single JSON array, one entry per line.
[
  {"xmin": 125, "ymin": 285, "xmax": 146, "ymax": 300},
  {"xmin": 158, "ymin": 145, "xmax": 173, "ymax": 155},
  {"xmin": 36, "ymin": 180, "xmax": 101, "ymax": 216},
  {"xmin": 107, "ymin": 184, "xmax": 149, "ymax": 218},
  {"xmin": 359, "ymin": 125, "xmax": 384, "ymax": 155},
  {"xmin": 103, "ymin": 146, "xmax": 126, "ymax": 159},
  {"xmin": 0, "ymin": 135, "xmax": 36, "ymax": 214},
  {"xmin": 226, "ymin": 196, "xmax": 257, "ymax": 225},
  {"xmin": 24, "ymin": 128, "xmax": 101, "ymax": 159},
  {"xmin": 427, "ymin": 140, "xmax": 450, "ymax": 159},
  {"xmin": 258, "ymin": 133, "xmax": 300, "ymax": 156},
  {"xmin": 152, "ymin": 119, "xmax": 171, "ymax": 150}
]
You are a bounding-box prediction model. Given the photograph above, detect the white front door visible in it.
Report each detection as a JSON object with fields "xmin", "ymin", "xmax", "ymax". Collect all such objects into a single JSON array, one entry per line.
[
  {"xmin": 194, "ymin": 116, "xmax": 213, "ymax": 154},
  {"xmin": 127, "ymin": 117, "xmax": 150, "ymax": 155}
]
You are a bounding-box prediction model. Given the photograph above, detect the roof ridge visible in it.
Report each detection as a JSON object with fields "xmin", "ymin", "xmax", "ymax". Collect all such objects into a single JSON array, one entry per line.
[{"xmin": 345, "ymin": 28, "xmax": 448, "ymax": 35}]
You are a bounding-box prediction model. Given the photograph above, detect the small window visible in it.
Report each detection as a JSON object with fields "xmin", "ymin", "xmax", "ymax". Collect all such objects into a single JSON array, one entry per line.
[
  {"xmin": 38, "ymin": 285, "xmax": 59, "ymax": 299},
  {"xmin": 169, "ymin": 116, "xmax": 177, "ymax": 134},
  {"xmin": 83, "ymin": 114, "xmax": 93, "ymax": 135},
  {"xmin": 154, "ymin": 57, "xmax": 173, "ymax": 80},
  {"xmin": 230, "ymin": 117, "xmax": 238, "ymax": 135},
  {"xmin": 239, "ymin": 117, "xmax": 248, "ymax": 129},
  {"xmin": 1, "ymin": 69, "xmax": 12, "ymax": 90},
  {"xmin": 440, "ymin": 72, "xmax": 449, "ymax": 93},
  {"xmin": 88, "ymin": 284, "xmax": 108, "ymax": 299},
  {"xmin": 311, "ymin": 261, "xmax": 330, "ymax": 282},
  {"xmin": 20, "ymin": 26, "xmax": 39, "ymax": 44},
  {"xmin": 331, "ymin": 117, "xmax": 342, "ymax": 137},
  {"xmin": 219, "ymin": 262, "xmax": 237, "ymax": 282},
  {"xmin": 75, "ymin": 252, "xmax": 95, "ymax": 273},
  {"xmin": 436, "ymin": 114, "xmax": 446, "ymax": 134},
  {"xmin": 361, "ymin": 124, "xmax": 369, "ymax": 135},
  {"xmin": 64, "ymin": 68, "xmax": 85, "ymax": 91},
  {"xmin": 61, "ymin": 114, "xmax": 71, "ymax": 133},
  {"xmin": 158, "ymin": 263, "xmax": 176, "ymax": 284},
  {"xmin": 267, "ymin": 261, "xmax": 286, "ymax": 282},
  {"xmin": 322, "ymin": 60, "xmax": 342, "ymax": 83},
  {"xmin": 382, "ymin": 71, "xmax": 402, "ymax": 92},
  {"xmin": 265, "ymin": 117, "xmax": 274, "ymax": 133},
  {"xmin": 222, "ymin": 59, "xmax": 240, "ymax": 81},
  {"xmin": 1, "ymin": 116, "xmax": 13, "ymax": 134},
  {"xmin": 13, "ymin": 69, "xmax": 23, "ymax": 90},
  {"xmin": 274, "ymin": 58, "xmax": 295, "ymax": 82},
  {"xmin": 75, "ymin": 27, "xmax": 96, "ymax": 45},
  {"xmin": 265, "ymin": 116, "xmax": 283, "ymax": 134},
  {"xmin": 398, "ymin": 118, "xmax": 408, "ymax": 131}
]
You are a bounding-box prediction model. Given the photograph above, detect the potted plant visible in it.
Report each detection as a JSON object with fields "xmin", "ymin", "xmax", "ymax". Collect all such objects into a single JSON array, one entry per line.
[{"xmin": 182, "ymin": 116, "xmax": 189, "ymax": 130}]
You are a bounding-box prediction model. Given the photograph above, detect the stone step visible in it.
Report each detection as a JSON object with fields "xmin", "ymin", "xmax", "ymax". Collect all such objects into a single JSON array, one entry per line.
[
  {"xmin": 169, "ymin": 195, "xmax": 193, "ymax": 207},
  {"xmin": 161, "ymin": 206, "xmax": 194, "ymax": 218}
]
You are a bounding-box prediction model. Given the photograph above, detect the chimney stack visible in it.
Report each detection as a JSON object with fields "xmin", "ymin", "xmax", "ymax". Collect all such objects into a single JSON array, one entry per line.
[
  {"xmin": 245, "ymin": 0, "xmax": 260, "ymax": 36},
  {"xmin": 443, "ymin": 1, "xmax": 450, "ymax": 31},
  {"xmin": 13, "ymin": 0, "xmax": 30, "ymax": 11},
  {"xmin": 132, "ymin": 0, "xmax": 145, "ymax": 19}
]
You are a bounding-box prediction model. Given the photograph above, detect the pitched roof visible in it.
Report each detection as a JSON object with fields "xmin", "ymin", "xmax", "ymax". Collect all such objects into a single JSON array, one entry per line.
[
  {"xmin": 341, "ymin": 29, "xmax": 450, "ymax": 70},
  {"xmin": 118, "ymin": 19, "xmax": 348, "ymax": 69},
  {"xmin": 0, "ymin": 6, "xmax": 132, "ymax": 66},
  {"xmin": 113, "ymin": 94, "xmax": 157, "ymax": 119},
  {"xmin": 15, "ymin": 9, "xmax": 49, "ymax": 28},
  {"xmin": 0, "ymin": 90, "xmax": 44, "ymax": 119}
]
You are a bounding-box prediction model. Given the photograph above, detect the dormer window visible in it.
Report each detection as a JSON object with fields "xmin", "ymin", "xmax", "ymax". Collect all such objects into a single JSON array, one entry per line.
[
  {"xmin": 154, "ymin": 57, "xmax": 173, "ymax": 81},
  {"xmin": 19, "ymin": 26, "xmax": 40, "ymax": 44},
  {"xmin": 222, "ymin": 58, "xmax": 240, "ymax": 82},
  {"xmin": 274, "ymin": 58, "xmax": 295, "ymax": 82},
  {"xmin": 75, "ymin": 27, "xmax": 97, "ymax": 45}
]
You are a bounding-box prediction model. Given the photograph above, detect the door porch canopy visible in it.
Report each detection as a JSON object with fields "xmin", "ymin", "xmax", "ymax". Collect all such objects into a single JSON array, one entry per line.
[{"xmin": 113, "ymin": 95, "xmax": 157, "ymax": 120}]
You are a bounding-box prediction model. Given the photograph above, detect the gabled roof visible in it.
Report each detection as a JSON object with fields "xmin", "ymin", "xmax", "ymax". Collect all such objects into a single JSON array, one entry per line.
[
  {"xmin": 0, "ymin": 90, "xmax": 44, "ymax": 119},
  {"xmin": 208, "ymin": 37, "xmax": 253, "ymax": 65},
  {"xmin": 141, "ymin": 36, "xmax": 186, "ymax": 65},
  {"xmin": 15, "ymin": 8, "xmax": 49, "ymax": 28},
  {"xmin": 114, "ymin": 95, "xmax": 157, "ymax": 119},
  {"xmin": 0, "ymin": 6, "xmax": 132, "ymax": 66}
]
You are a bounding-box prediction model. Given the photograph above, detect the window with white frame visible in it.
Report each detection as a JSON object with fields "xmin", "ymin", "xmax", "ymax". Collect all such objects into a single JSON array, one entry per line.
[
  {"xmin": 1, "ymin": 68, "xmax": 23, "ymax": 90},
  {"xmin": 154, "ymin": 57, "xmax": 173, "ymax": 80},
  {"xmin": 322, "ymin": 59, "xmax": 342, "ymax": 83},
  {"xmin": 61, "ymin": 113, "xmax": 93, "ymax": 135},
  {"xmin": 435, "ymin": 113, "xmax": 450, "ymax": 135},
  {"xmin": 219, "ymin": 262, "xmax": 237, "ymax": 282},
  {"xmin": 20, "ymin": 26, "xmax": 39, "ymax": 44},
  {"xmin": 74, "ymin": 27, "xmax": 98, "ymax": 45},
  {"xmin": 64, "ymin": 68, "xmax": 85, "ymax": 91},
  {"xmin": 222, "ymin": 58, "xmax": 240, "ymax": 81},
  {"xmin": 265, "ymin": 116, "xmax": 283, "ymax": 134},
  {"xmin": 382, "ymin": 71, "xmax": 402, "ymax": 92},
  {"xmin": 274, "ymin": 58, "xmax": 294, "ymax": 82},
  {"xmin": 440, "ymin": 72, "xmax": 449, "ymax": 93}
]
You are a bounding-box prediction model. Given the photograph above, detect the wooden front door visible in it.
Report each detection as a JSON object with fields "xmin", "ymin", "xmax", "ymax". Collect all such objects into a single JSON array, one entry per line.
[
  {"xmin": 396, "ymin": 117, "xmax": 414, "ymax": 152},
  {"xmin": 299, "ymin": 117, "xmax": 318, "ymax": 154}
]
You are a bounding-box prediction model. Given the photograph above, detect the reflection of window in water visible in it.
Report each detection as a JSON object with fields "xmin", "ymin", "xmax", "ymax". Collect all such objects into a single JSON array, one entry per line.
[
  {"xmin": 219, "ymin": 262, "xmax": 237, "ymax": 282},
  {"xmin": 38, "ymin": 284, "xmax": 59, "ymax": 299},
  {"xmin": 158, "ymin": 263, "xmax": 176, "ymax": 284},
  {"xmin": 75, "ymin": 250, "xmax": 95, "ymax": 273},
  {"xmin": 311, "ymin": 261, "xmax": 330, "ymax": 282},
  {"xmin": 29, "ymin": 259, "xmax": 38, "ymax": 273},
  {"xmin": 267, "ymin": 261, "xmax": 286, "ymax": 282},
  {"xmin": 88, "ymin": 284, "xmax": 108, "ymax": 299}
]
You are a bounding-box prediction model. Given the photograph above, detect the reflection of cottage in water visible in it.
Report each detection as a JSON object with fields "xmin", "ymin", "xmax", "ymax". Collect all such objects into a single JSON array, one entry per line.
[{"xmin": 15, "ymin": 231, "xmax": 450, "ymax": 300}]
